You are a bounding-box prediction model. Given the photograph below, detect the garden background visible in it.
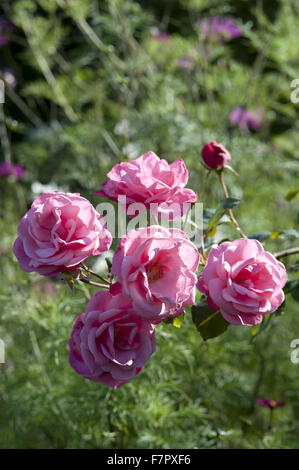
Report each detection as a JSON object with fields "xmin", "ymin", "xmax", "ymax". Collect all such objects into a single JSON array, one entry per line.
[{"xmin": 1, "ymin": 0, "xmax": 299, "ymax": 449}]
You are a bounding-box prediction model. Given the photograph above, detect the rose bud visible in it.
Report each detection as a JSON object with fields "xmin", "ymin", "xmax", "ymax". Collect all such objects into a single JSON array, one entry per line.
[{"xmin": 201, "ymin": 141, "xmax": 231, "ymax": 170}]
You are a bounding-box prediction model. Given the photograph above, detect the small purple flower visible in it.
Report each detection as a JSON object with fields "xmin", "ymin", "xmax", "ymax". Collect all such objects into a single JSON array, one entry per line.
[
  {"xmin": 256, "ymin": 398, "xmax": 285, "ymax": 410},
  {"xmin": 0, "ymin": 37, "xmax": 9, "ymax": 47},
  {"xmin": 197, "ymin": 16, "xmax": 242, "ymax": 43},
  {"xmin": 0, "ymin": 161, "xmax": 24, "ymax": 180},
  {"xmin": 150, "ymin": 27, "xmax": 170, "ymax": 42},
  {"xmin": 0, "ymin": 20, "xmax": 14, "ymax": 48},
  {"xmin": 14, "ymin": 164, "xmax": 25, "ymax": 179},
  {"xmin": 1, "ymin": 68, "xmax": 17, "ymax": 88},
  {"xmin": 178, "ymin": 54, "xmax": 195, "ymax": 70},
  {"xmin": 196, "ymin": 44, "xmax": 212, "ymax": 59},
  {"xmin": 0, "ymin": 161, "xmax": 12, "ymax": 176},
  {"xmin": 229, "ymin": 106, "xmax": 263, "ymax": 131},
  {"xmin": 0, "ymin": 21, "xmax": 14, "ymax": 31}
]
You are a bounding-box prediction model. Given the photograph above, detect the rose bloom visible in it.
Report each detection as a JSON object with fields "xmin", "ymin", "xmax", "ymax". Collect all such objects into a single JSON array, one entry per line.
[
  {"xmin": 197, "ymin": 238, "xmax": 287, "ymax": 326},
  {"xmin": 13, "ymin": 191, "xmax": 112, "ymax": 276},
  {"xmin": 97, "ymin": 151, "xmax": 197, "ymax": 220},
  {"xmin": 201, "ymin": 141, "xmax": 231, "ymax": 170},
  {"xmin": 68, "ymin": 291, "xmax": 156, "ymax": 388},
  {"xmin": 111, "ymin": 226, "xmax": 200, "ymax": 323}
]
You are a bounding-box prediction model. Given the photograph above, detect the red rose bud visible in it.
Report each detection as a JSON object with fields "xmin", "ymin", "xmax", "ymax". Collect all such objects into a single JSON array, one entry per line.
[{"xmin": 201, "ymin": 141, "xmax": 231, "ymax": 170}]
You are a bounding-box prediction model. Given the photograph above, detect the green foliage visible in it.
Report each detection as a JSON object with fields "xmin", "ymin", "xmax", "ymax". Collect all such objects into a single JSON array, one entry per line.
[
  {"xmin": 205, "ymin": 197, "xmax": 241, "ymax": 237},
  {"xmin": 192, "ymin": 301, "xmax": 229, "ymax": 341}
]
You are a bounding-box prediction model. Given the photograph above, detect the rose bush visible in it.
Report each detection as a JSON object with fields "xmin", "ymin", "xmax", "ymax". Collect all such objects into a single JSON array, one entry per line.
[
  {"xmin": 13, "ymin": 191, "xmax": 112, "ymax": 276},
  {"xmin": 111, "ymin": 226, "xmax": 200, "ymax": 323},
  {"xmin": 12, "ymin": 147, "xmax": 291, "ymax": 388},
  {"xmin": 97, "ymin": 151, "xmax": 197, "ymax": 219},
  {"xmin": 197, "ymin": 238, "xmax": 287, "ymax": 326},
  {"xmin": 68, "ymin": 290, "xmax": 156, "ymax": 388}
]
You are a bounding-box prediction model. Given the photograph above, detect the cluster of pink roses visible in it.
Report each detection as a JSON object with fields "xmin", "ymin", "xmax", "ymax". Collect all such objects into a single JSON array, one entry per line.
[{"xmin": 13, "ymin": 148, "xmax": 287, "ymax": 388}]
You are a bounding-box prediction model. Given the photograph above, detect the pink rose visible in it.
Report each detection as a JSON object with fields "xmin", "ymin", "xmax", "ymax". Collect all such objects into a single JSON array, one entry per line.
[
  {"xmin": 111, "ymin": 226, "xmax": 200, "ymax": 323},
  {"xmin": 97, "ymin": 151, "xmax": 197, "ymax": 220},
  {"xmin": 197, "ymin": 238, "xmax": 287, "ymax": 326},
  {"xmin": 13, "ymin": 191, "xmax": 112, "ymax": 276},
  {"xmin": 201, "ymin": 141, "xmax": 231, "ymax": 170},
  {"xmin": 68, "ymin": 291, "xmax": 156, "ymax": 388}
]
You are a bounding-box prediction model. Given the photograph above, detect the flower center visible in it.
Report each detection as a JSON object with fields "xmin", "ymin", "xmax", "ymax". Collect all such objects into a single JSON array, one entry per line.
[
  {"xmin": 114, "ymin": 326, "xmax": 124, "ymax": 343},
  {"xmin": 147, "ymin": 264, "xmax": 164, "ymax": 282}
]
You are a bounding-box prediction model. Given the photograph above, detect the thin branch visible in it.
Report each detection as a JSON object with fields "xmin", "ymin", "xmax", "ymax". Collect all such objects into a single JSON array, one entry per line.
[
  {"xmin": 0, "ymin": 98, "xmax": 12, "ymax": 163},
  {"xmin": 183, "ymin": 204, "xmax": 191, "ymax": 232},
  {"xmin": 21, "ymin": 14, "xmax": 77, "ymax": 122},
  {"xmin": 200, "ymin": 234, "xmax": 207, "ymax": 263},
  {"xmin": 80, "ymin": 263, "xmax": 111, "ymax": 284},
  {"xmin": 78, "ymin": 278, "xmax": 110, "ymax": 289},
  {"xmin": 274, "ymin": 247, "xmax": 299, "ymax": 259},
  {"xmin": 219, "ymin": 171, "xmax": 247, "ymax": 239},
  {"xmin": 77, "ymin": 18, "xmax": 125, "ymax": 70},
  {"xmin": 6, "ymin": 88, "xmax": 43, "ymax": 127}
]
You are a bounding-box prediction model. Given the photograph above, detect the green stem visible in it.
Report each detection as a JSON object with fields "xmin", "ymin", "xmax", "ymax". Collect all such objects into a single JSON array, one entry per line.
[
  {"xmin": 274, "ymin": 247, "xmax": 299, "ymax": 259},
  {"xmin": 200, "ymin": 234, "xmax": 207, "ymax": 263},
  {"xmin": 0, "ymin": 101, "xmax": 12, "ymax": 163},
  {"xmin": 219, "ymin": 171, "xmax": 247, "ymax": 239},
  {"xmin": 183, "ymin": 204, "xmax": 191, "ymax": 232},
  {"xmin": 79, "ymin": 278, "xmax": 110, "ymax": 289},
  {"xmin": 80, "ymin": 264, "xmax": 111, "ymax": 284}
]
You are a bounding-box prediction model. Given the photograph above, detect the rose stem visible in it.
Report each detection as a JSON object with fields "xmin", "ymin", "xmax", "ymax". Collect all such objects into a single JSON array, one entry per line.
[
  {"xmin": 183, "ymin": 204, "xmax": 191, "ymax": 232},
  {"xmin": 218, "ymin": 171, "xmax": 247, "ymax": 239},
  {"xmin": 274, "ymin": 247, "xmax": 299, "ymax": 259},
  {"xmin": 200, "ymin": 234, "xmax": 207, "ymax": 263},
  {"xmin": 81, "ymin": 264, "xmax": 111, "ymax": 284},
  {"xmin": 78, "ymin": 278, "xmax": 110, "ymax": 289}
]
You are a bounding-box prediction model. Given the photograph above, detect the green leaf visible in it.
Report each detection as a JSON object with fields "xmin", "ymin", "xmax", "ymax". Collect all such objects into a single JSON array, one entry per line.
[
  {"xmin": 204, "ymin": 197, "xmax": 241, "ymax": 237},
  {"xmin": 205, "ymin": 208, "xmax": 226, "ymax": 237},
  {"xmin": 204, "ymin": 198, "xmax": 240, "ymax": 238},
  {"xmin": 191, "ymin": 304, "xmax": 229, "ymax": 341},
  {"xmin": 270, "ymin": 231, "xmax": 281, "ymax": 239},
  {"xmin": 281, "ymin": 229, "xmax": 299, "ymax": 239},
  {"xmin": 173, "ymin": 313, "xmax": 184, "ymax": 328},
  {"xmin": 249, "ymin": 229, "xmax": 299, "ymax": 241},
  {"xmin": 292, "ymin": 261, "xmax": 299, "ymax": 272},
  {"xmin": 285, "ymin": 189, "xmax": 299, "ymax": 201},
  {"xmin": 220, "ymin": 197, "xmax": 241, "ymax": 209},
  {"xmin": 251, "ymin": 314, "xmax": 273, "ymax": 338},
  {"xmin": 285, "ymin": 280, "xmax": 299, "ymax": 302},
  {"xmin": 65, "ymin": 0, "xmax": 92, "ymax": 20},
  {"xmin": 249, "ymin": 231, "xmax": 271, "ymax": 241}
]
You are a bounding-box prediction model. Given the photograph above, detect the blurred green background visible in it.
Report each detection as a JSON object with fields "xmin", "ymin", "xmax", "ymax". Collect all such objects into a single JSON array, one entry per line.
[{"xmin": 1, "ymin": 0, "xmax": 299, "ymax": 449}]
